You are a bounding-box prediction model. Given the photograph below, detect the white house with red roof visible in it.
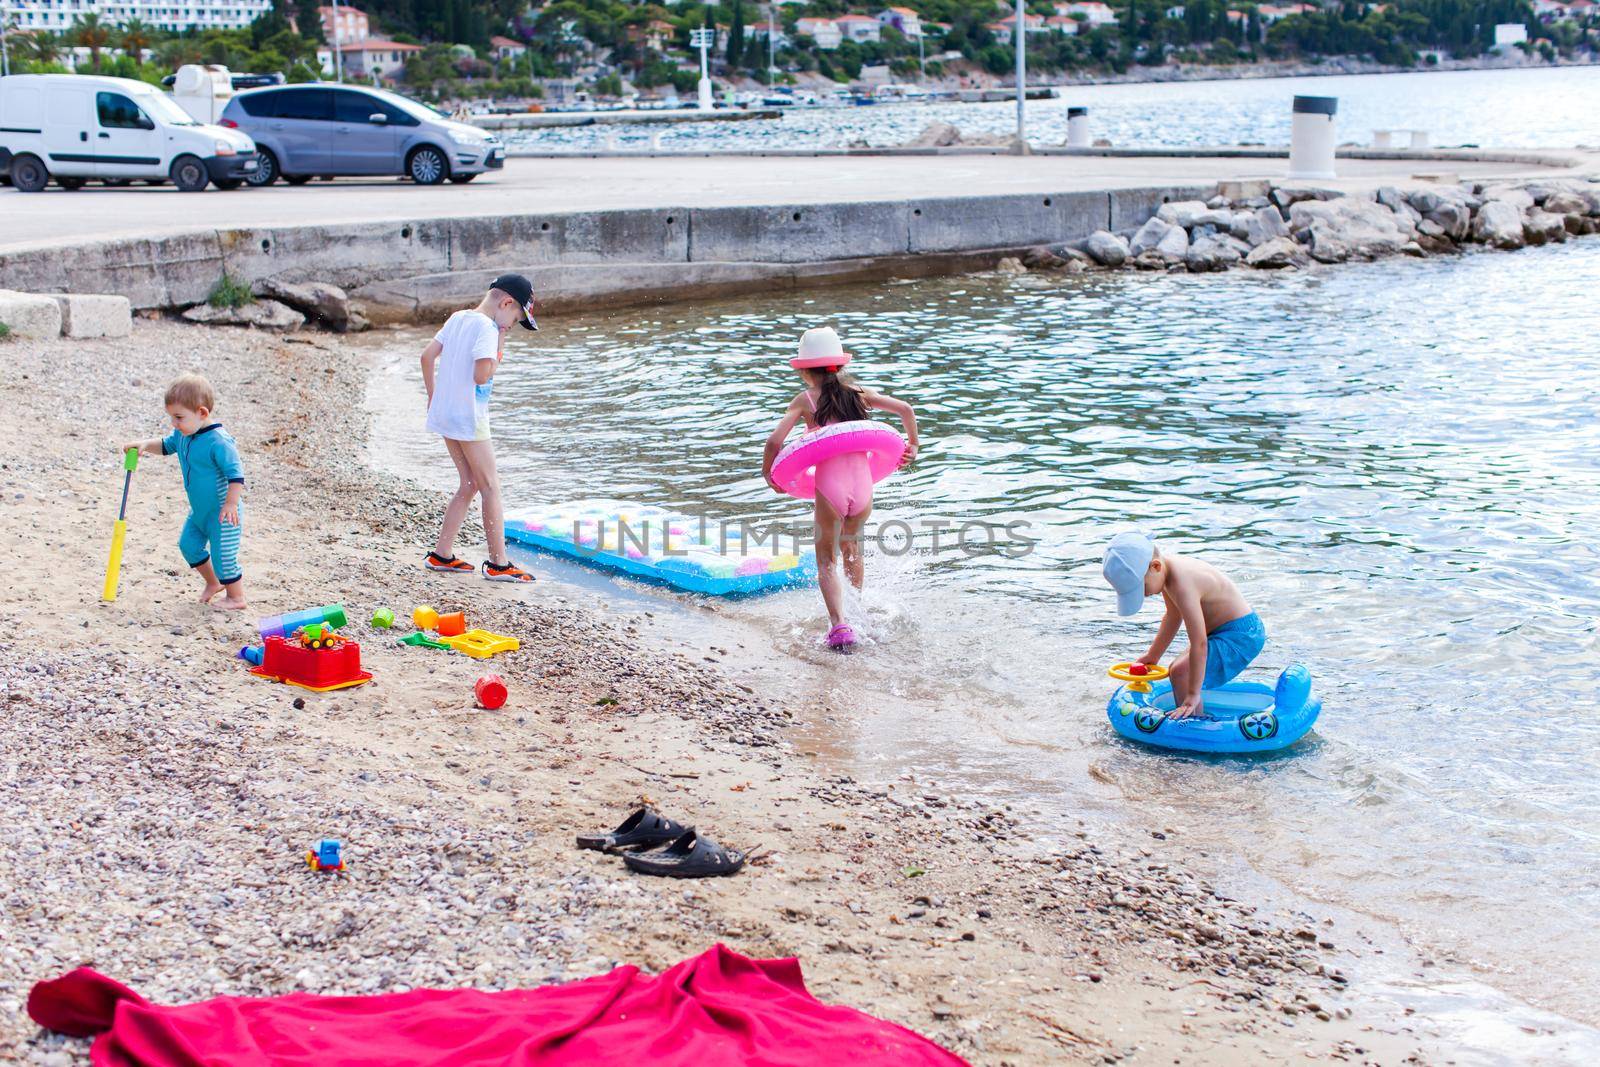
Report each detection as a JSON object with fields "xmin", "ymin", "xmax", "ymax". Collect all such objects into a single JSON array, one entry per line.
[
  {"xmin": 796, "ymin": 16, "xmax": 844, "ymax": 49},
  {"xmin": 334, "ymin": 37, "xmax": 422, "ymax": 78},
  {"xmin": 1045, "ymin": 14, "xmax": 1082, "ymax": 33},
  {"xmin": 834, "ymin": 13, "xmax": 884, "ymax": 42},
  {"xmin": 876, "ymin": 6, "xmax": 924, "ymax": 38},
  {"xmin": 490, "ymin": 35, "xmax": 527, "ymax": 62},
  {"xmin": 1057, "ymin": 2, "xmax": 1117, "ymax": 26},
  {"xmin": 992, "ymin": 12, "xmax": 1048, "ymax": 34},
  {"xmin": 319, "ymin": 4, "xmax": 370, "ymax": 44}
]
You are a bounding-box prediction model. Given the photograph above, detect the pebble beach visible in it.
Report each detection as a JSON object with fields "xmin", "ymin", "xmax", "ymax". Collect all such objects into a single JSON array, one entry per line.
[{"xmin": 0, "ymin": 319, "xmax": 1485, "ymax": 1064}]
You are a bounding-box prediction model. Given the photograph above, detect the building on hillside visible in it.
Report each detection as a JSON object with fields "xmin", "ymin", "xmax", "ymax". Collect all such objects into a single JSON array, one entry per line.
[
  {"xmin": 1165, "ymin": 5, "xmax": 1186, "ymax": 17},
  {"xmin": 1531, "ymin": 0, "xmax": 1569, "ymax": 16},
  {"xmin": 876, "ymin": 7, "xmax": 923, "ymax": 38},
  {"xmin": 1057, "ymin": 2, "xmax": 1116, "ymax": 26},
  {"xmin": 328, "ymin": 37, "xmax": 423, "ymax": 79},
  {"xmin": 1257, "ymin": 3, "xmax": 1317, "ymax": 22},
  {"xmin": 795, "ymin": 16, "xmax": 844, "ymax": 49},
  {"xmin": 834, "ymin": 14, "xmax": 883, "ymax": 42},
  {"xmin": 1225, "ymin": 8, "xmax": 1247, "ymax": 23},
  {"xmin": 490, "ymin": 35, "xmax": 527, "ymax": 62},
  {"xmin": 7, "ymin": 0, "xmax": 271, "ymax": 32},
  {"xmin": 319, "ymin": 4, "xmax": 369, "ymax": 44},
  {"xmin": 991, "ymin": 13, "xmax": 1048, "ymax": 35},
  {"xmin": 1045, "ymin": 15, "xmax": 1082, "ymax": 34},
  {"xmin": 1492, "ymin": 22, "xmax": 1529, "ymax": 50}
]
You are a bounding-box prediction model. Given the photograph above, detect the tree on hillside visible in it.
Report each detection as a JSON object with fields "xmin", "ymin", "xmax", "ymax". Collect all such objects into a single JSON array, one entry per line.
[
  {"xmin": 294, "ymin": 0, "xmax": 326, "ymax": 42},
  {"xmin": 71, "ymin": 14, "xmax": 115, "ymax": 71},
  {"xmin": 727, "ymin": 1, "xmax": 745, "ymax": 65}
]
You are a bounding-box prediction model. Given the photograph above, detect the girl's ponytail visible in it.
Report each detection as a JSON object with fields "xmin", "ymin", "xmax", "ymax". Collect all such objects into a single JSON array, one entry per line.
[{"xmin": 813, "ymin": 367, "xmax": 868, "ymax": 426}]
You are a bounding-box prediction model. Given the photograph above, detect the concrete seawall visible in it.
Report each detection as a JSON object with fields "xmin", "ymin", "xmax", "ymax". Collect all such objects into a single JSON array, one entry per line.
[{"xmin": 0, "ymin": 185, "xmax": 1212, "ymax": 322}]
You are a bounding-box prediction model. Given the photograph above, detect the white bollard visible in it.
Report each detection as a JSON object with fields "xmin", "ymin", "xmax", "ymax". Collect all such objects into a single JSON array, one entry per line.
[
  {"xmin": 1288, "ymin": 95, "xmax": 1337, "ymax": 180},
  {"xmin": 1373, "ymin": 129, "xmax": 1394, "ymax": 149},
  {"xmin": 1409, "ymin": 129, "xmax": 1431, "ymax": 150},
  {"xmin": 1066, "ymin": 107, "xmax": 1090, "ymax": 147}
]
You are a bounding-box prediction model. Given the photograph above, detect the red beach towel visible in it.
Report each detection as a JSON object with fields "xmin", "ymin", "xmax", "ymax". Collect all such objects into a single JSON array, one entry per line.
[{"xmin": 28, "ymin": 943, "xmax": 968, "ymax": 1067}]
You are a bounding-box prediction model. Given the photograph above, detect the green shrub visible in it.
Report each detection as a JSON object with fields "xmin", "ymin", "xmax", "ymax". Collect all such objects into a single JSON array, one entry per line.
[
  {"xmin": 208, "ymin": 274, "xmax": 255, "ymax": 309},
  {"xmin": 0, "ymin": 322, "xmax": 11, "ymax": 341}
]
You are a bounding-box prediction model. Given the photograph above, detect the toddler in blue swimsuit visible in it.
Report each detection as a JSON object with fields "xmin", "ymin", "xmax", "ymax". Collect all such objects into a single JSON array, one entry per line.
[
  {"xmin": 123, "ymin": 374, "xmax": 248, "ymax": 611},
  {"xmin": 1102, "ymin": 532, "xmax": 1265, "ymax": 720}
]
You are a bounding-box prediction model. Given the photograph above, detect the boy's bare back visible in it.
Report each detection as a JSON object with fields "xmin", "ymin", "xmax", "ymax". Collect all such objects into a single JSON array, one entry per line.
[{"xmin": 1161, "ymin": 552, "xmax": 1252, "ymax": 632}]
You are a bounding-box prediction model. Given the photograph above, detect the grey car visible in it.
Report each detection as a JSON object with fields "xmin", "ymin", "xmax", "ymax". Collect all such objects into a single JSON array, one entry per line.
[{"xmin": 220, "ymin": 84, "xmax": 503, "ymax": 186}]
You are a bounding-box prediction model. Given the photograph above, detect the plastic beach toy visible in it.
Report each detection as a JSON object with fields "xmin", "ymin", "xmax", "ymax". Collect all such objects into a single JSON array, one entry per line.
[
  {"xmin": 504, "ymin": 499, "xmax": 815, "ymax": 597},
  {"xmin": 475, "ymin": 674, "xmax": 508, "ymax": 709},
  {"xmin": 1106, "ymin": 661, "xmax": 1321, "ymax": 754},
  {"xmin": 258, "ymin": 604, "xmax": 348, "ymax": 641},
  {"xmin": 770, "ymin": 420, "xmax": 906, "ymax": 501}
]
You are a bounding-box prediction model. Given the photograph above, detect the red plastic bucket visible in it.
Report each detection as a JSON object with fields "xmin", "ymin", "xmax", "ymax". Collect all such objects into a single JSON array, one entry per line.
[{"xmin": 475, "ymin": 674, "xmax": 507, "ymax": 709}]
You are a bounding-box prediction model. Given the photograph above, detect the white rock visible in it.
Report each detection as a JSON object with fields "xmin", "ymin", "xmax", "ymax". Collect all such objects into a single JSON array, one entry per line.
[
  {"xmin": 1240, "ymin": 205, "xmax": 1290, "ymax": 248},
  {"xmin": 1184, "ymin": 234, "xmax": 1242, "ymax": 272},
  {"xmin": 1156, "ymin": 200, "xmax": 1212, "ymax": 228},
  {"xmin": 1154, "ymin": 222, "xmax": 1190, "ymax": 260},
  {"xmin": 1306, "ymin": 222, "xmax": 1352, "ymax": 264},
  {"xmin": 1523, "ymin": 209, "xmax": 1568, "ymax": 245},
  {"xmin": 0, "ymin": 289, "xmax": 63, "ymax": 339},
  {"xmin": 1470, "ymin": 200, "xmax": 1526, "ymax": 249},
  {"xmin": 1245, "ymin": 237, "xmax": 1309, "ymax": 269},
  {"xmin": 1542, "ymin": 192, "xmax": 1588, "ymax": 215},
  {"xmin": 47, "ymin": 293, "xmax": 132, "ymax": 339},
  {"xmin": 1424, "ymin": 202, "xmax": 1471, "ymax": 241},
  {"xmin": 1083, "ymin": 230, "xmax": 1130, "ymax": 267},
  {"xmin": 1288, "ymin": 199, "xmax": 1406, "ymax": 259},
  {"xmin": 1129, "ymin": 216, "xmax": 1175, "ymax": 256},
  {"xmin": 1478, "ymin": 186, "xmax": 1534, "ymax": 212}
]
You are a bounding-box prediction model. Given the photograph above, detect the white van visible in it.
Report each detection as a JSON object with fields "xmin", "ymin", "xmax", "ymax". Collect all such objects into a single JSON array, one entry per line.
[{"xmin": 0, "ymin": 74, "xmax": 258, "ymax": 192}]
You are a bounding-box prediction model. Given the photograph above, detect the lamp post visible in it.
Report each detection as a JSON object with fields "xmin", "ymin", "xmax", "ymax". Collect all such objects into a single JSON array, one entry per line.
[
  {"xmin": 1014, "ymin": 0, "xmax": 1026, "ymax": 150},
  {"xmin": 331, "ymin": 0, "xmax": 344, "ymax": 82},
  {"xmin": 690, "ymin": 26, "xmax": 714, "ymax": 110},
  {"xmin": 767, "ymin": 4, "xmax": 777, "ymax": 85}
]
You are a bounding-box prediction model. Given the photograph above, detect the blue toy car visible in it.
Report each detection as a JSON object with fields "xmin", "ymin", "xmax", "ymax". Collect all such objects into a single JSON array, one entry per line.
[{"xmin": 305, "ymin": 838, "xmax": 344, "ymax": 872}]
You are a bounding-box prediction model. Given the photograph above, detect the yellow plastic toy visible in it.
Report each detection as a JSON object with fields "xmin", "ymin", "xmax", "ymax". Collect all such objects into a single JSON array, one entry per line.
[
  {"xmin": 102, "ymin": 448, "xmax": 139, "ymax": 602},
  {"xmin": 442, "ymin": 629, "xmax": 520, "ymax": 659},
  {"xmin": 1108, "ymin": 661, "xmax": 1170, "ymax": 694},
  {"xmin": 413, "ymin": 605, "xmax": 439, "ymax": 630}
]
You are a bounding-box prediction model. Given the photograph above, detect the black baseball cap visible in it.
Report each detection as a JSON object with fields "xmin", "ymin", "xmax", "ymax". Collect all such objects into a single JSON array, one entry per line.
[{"xmin": 489, "ymin": 272, "xmax": 539, "ymax": 331}]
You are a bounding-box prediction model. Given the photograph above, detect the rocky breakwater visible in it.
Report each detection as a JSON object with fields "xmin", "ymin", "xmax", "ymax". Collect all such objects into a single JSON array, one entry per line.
[{"xmin": 1075, "ymin": 176, "xmax": 1600, "ymax": 274}]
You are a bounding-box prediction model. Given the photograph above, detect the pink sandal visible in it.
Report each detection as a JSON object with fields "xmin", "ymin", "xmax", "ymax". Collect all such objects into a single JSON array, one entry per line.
[{"xmin": 826, "ymin": 623, "xmax": 856, "ymax": 650}]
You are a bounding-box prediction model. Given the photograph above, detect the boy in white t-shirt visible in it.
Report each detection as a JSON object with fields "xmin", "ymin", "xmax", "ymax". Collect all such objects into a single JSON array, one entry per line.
[{"xmin": 420, "ymin": 273, "xmax": 538, "ymax": 583}]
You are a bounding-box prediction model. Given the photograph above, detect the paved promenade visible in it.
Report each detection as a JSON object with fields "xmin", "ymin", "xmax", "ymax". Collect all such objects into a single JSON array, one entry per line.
[{"xmin": 0, "ymin": 152, "xmax": 1581, "ymax": 253}]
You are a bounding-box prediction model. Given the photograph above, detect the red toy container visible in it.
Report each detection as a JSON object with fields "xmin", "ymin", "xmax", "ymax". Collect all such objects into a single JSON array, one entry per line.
[
  {"xmin": 437, "ymin": 611, "xmax": 468, "ymax": 638},
  {"xmin": 250, "ymin": 635, "xmax": 372, "ymax": 692},
  {"xmin": 475, "ymin": 674, "xmax": 507, "ymax": 709}
]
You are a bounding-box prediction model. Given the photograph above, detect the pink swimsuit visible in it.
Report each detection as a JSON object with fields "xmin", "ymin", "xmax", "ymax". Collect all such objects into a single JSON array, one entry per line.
[{"xmin": 803, "ymin": 391, "xmax": 874, "ymax": 519}]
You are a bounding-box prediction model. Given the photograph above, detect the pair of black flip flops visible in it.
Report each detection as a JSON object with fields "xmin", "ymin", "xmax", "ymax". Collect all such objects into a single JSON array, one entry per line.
[{"xmin": 576, "ymin": 807, "xmax": 745, "ymax": 879}]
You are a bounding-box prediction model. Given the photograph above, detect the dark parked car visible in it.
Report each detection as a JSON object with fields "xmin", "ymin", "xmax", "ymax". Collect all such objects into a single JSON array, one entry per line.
[{"xmin": 220, "ymin": 85, "xmax": 503, "ymax": 187}]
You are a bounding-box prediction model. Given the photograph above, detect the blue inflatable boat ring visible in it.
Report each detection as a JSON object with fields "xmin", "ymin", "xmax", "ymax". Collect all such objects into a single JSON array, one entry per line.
[
  {"xmin": 505, "ymin": 499, "xmax": 816, "ymax": 597},
  {"xmin": 1106, "ymin": 661, "xmax": 1321, "ymax": 754}
]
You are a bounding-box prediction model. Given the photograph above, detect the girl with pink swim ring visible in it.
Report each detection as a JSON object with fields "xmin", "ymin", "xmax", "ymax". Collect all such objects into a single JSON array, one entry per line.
[{"xmin": 761, "ymin": 327, "xmax": 920, "ymax": 651}]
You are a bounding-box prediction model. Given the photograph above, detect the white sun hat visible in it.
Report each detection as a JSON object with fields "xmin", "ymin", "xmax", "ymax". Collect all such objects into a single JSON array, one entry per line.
[{"xmin": 789, "ymin": 326, "xmax": 853, "ymax": 370}]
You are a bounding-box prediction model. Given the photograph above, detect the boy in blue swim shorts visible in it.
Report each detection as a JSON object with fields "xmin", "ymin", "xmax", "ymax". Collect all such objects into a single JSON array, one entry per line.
[
  {"xmin": 1102, "ymin": 532, "xmax": 1265, "ymax": 720},
  {"xmin": 122, "ymin": 373, "xmax": 248, "ymax": 611}
]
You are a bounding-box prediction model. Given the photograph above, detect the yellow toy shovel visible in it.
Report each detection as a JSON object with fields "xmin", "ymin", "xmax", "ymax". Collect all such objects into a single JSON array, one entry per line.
[{"xmin": 102, "ymin": 448, "xmax": 139, "ymax": 602}]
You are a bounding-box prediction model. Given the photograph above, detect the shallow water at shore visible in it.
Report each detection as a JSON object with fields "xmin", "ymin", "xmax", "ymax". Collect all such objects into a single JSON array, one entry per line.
[
  {"xmin": 371, "ymin": 240, "xmax": 1600, "ymax": 1034},
  {"xmin": 501, "ymin": 66, "xmax": 1600, "ymax": 153}
]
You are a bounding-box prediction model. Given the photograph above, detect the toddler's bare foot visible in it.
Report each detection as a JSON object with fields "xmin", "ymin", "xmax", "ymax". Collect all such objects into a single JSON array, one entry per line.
[
  {"xmin": 211, "ymin": 595, "xmax": 248, "ymax": 612},
  {"xmin": 199, "ymin": 581, "xmax": 225, "ymax": 604}
]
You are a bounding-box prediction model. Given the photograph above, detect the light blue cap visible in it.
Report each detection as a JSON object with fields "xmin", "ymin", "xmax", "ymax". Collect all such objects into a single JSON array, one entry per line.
[{"xmin": 1103, "ymin": 532, "xmax": 1155, "ymax": 616}]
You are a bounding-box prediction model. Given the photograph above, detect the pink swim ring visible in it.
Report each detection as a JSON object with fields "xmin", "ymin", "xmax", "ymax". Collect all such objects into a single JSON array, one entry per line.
[{"xmin": 771, "ymin": 420, "xmax": 906, "ymax": 501}]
